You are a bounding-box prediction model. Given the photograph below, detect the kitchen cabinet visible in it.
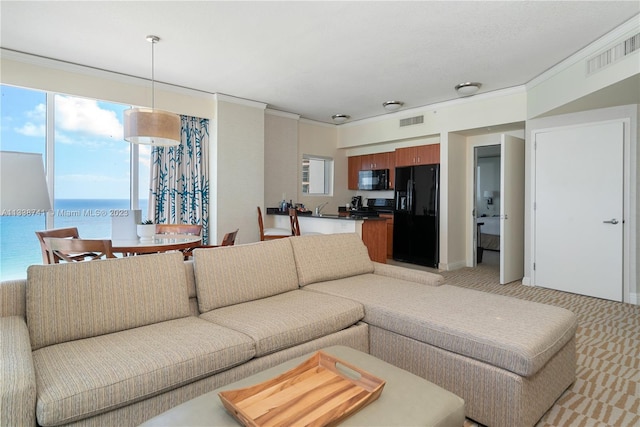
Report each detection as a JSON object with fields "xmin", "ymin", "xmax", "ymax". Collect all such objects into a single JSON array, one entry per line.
[
  {"xmin": 348, "ymin": 156, "xmax": 360, "ymax": 190},
  {"xmin": 380, "ymin": 213, "xmax": 394, "ymax": 259},
  {"xmin": 361, "ymin": 219, "xmax": 388, "ymax": 263},
  {"xmin": 395, "ymin": 144, "xmax": 440, "ymax": 167},
  {"xmin": 360, "ymin": 152, "xmax": 391, "ymax": 170},
  {"xmin": 347, "ymin": 152, "xmax": 395, "ymax": 190}
]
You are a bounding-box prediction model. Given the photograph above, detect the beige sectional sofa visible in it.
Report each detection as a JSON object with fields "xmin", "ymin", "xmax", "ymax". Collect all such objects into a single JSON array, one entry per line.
[{"xmin": 1, "ymin": 233, "xmax": 577, "ymax": 427}]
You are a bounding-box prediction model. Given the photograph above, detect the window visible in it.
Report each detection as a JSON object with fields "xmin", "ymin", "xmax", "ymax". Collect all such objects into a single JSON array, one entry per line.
[
  {"xmin": 0, "ymin": 85, "xmax": 148, "ymax": 280},
  {"xmin": 0, "ymin": 86, "xmax": 46, "ymax": 279},
  {"xmin": 302, "ymin": 155, "xmax": 333, "ymax": 195}
]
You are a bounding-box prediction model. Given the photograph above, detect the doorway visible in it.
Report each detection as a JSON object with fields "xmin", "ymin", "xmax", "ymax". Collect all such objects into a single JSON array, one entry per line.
[
  {"xmin": 475, "ymin": 145, "xmax": 501, "ymax": 268},
  {"xmin": 471, "ymin": 135, "xmax": 525, "ymax": 284}
]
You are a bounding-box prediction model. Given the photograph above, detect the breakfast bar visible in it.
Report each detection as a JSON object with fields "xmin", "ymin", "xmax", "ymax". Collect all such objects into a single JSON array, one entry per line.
[{"xmin": 266, "ymin": 211, "xmax": 388, "ymax": 263}]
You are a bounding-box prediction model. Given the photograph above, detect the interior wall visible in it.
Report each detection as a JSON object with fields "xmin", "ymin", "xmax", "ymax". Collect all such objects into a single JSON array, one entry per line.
[
  {"xmin": 477, "ymin": 156, "xmax": 501, "ymax": 217},
  {"xmin": 0, "ymin": 53, "xmax": 214, "ymax": 120},
  {"xmin": 213, "ymin": 96, "xmax": 266, "ymax": 244},
  {"xmin": 264, "ymin": 110, "xmax": 299, "ymax": 208},
  {"xmin": 441, "ymin": 132, "xmax": 467, "ymax": 270},
  {"xmin": 526, "ymin": 104, "xmax": 638, "ymax": 302},
  {"xmin": 527, "ymin": 16, "xmax": 639, "ymax": 119},
  {"xmin": 297, "ymin": 120, "xmax": 347, "ymax": 214},
  {"xmin": 337, "ymin": 88, "xmax": 526, "ymax": 148}
]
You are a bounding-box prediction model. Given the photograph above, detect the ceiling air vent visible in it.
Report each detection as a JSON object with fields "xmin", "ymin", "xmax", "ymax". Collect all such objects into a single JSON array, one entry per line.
[
  {"xmin": 400, "ymin": 115, "xmax": 424, "ymax": 127},
  {"xmin": 586, "ymin": 32, "xmax": 639, "ymax": 75}
]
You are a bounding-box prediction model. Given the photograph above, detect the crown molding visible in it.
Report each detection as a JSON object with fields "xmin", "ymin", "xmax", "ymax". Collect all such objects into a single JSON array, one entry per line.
[
  {"xmin": 265, "ymin": 108, "xmax": 300, "ymax": 120},
  {"xmin": 213, "ymin": 93, "xmax": 266, "ymax": 110},
  {"xmin": 0, "ymin": 48, "xmax": 212, "ymax": 99}
]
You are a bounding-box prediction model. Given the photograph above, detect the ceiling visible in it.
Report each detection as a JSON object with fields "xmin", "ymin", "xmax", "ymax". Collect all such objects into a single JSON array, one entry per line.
[{"xmin": 1, "ymin": 1, "xmax": 638, "ymax": 124}]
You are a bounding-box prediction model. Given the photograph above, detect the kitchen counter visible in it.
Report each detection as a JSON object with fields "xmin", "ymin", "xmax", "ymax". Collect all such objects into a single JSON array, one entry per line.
[
  {"xmin": 266, "ymin": 210, "xmax": 387, "ymax": 263},
  {"xmin": 267, "ymin": 210, "xmax": 387, "ymax": 221}
]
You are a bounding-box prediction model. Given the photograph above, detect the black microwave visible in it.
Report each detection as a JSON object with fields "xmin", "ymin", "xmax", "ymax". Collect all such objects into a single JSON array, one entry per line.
[{"xmin": 358, "ymin": 169, "xmax": 389, "ymax": 191}]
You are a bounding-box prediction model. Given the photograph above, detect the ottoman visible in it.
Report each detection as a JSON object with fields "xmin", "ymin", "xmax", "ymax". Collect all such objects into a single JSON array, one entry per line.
[{"xmin": 141, "ymin": 345, "xmax": 465, "ymax": 426}]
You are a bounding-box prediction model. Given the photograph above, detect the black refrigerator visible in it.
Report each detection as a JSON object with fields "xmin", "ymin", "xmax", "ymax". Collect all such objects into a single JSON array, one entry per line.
[{"xmin": 393, "ymin": 164, "xmax": 439, "ymax": 267}]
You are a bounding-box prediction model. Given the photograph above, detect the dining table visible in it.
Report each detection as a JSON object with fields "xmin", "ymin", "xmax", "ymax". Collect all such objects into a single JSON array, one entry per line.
[{"xmin": 110, "ymin": 234, "xmax": 202, "ymax": 256}]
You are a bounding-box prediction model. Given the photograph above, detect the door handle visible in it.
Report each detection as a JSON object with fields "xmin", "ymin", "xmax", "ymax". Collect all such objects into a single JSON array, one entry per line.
[{"xmin": 603, "ymin": 219, "xmax": 619, "ymax": 224}]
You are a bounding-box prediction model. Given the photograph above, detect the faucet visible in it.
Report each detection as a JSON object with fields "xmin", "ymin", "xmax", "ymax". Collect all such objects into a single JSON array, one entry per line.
[{"xmin": 315, "ymin": 202, "xmax": 329, "ymax": 216}]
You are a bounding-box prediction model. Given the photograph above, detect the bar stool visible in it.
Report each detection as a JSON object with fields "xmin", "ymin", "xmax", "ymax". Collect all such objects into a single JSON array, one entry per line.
[{"xmin": 257, "ymin": 207, "xmax": 290, "ymax": 240}]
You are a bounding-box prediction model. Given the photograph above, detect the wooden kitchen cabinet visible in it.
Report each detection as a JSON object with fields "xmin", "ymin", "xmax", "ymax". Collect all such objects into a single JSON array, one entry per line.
[
  {"xmin": 360, "ymin": 152, "xmax": 391, "ymax": 170},
  {"xmin": 361, "ymin": 219, "xmax": 387, "ymax": 263},
  {"xmin": 380, "ymin": 213, "xmax": 394, "ymax": 259},
  {"xmin": 395, "ymin": 144, "xmax": 440, "ymax": 166},
  {"xmin": 348, "ymin": 152, "xmax": 395, "ymax": 190},
  {"xmin": 348, "ymin": 156, "xmax": 360, "ymax": 190}
]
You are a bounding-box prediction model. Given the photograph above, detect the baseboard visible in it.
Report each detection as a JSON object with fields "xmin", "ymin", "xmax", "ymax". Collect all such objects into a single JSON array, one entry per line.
[
  {"xmin": 630, "ymin": 293, "xmax": 639, "ymax": 305},
  {"xmin": 440, "ymin": 260, "xmax": 467, "ymax": 271},
  {"xmin": 522, "ymin": 276, "xmax": 531, "ymax": 286}
]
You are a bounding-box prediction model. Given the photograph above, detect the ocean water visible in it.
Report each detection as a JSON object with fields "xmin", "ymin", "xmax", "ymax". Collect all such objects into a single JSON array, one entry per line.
[{"xmin": 0, "ymin": 199, "xmax": 148, "ymax": 280}]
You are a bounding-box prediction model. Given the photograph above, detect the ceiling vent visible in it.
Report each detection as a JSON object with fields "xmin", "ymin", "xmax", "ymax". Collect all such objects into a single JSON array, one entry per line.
[
  {"xmin": 400, "ymin": 115, "xmax": 424, "ymax": 127},
  {"xmin": 586, "ymin": 32, "xmax": 639, "ymax": 75}
]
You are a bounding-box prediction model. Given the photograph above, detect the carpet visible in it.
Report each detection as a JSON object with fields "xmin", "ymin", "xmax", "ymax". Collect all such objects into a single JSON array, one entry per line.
[{"xmin": 439, "ymin": 261, "xmax": 640, "ymax": 427}]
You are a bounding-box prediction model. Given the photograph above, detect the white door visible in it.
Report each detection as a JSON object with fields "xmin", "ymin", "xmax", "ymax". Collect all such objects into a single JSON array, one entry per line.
[
  {"xmin": 533, "ymin": 122, "xmax": 624, "ymax": 301},
  {"xmin": 500, "ymin": 135, "xmax": 525, "ymax": 284}
]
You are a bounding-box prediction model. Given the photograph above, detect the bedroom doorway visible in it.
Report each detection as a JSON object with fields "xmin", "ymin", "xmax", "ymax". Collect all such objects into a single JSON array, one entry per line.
[
  {"xmin": 473, "ymin": 135, "xmax": 525, "ymax": 284},
  {"xmin": 475, "ymin": 145, "xmax": 501, "ymax": 268}
]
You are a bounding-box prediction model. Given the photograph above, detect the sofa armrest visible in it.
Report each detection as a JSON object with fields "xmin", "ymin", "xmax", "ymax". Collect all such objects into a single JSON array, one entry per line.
[
  {"xmin": 373, "ymin": 262, "xmax": 444, "ymax": 286},
  {"xmin": 0, "ymin": 279, "xmax": 26, "ymax": 318},
  {"xmin": 1, "ymin": 316, "xmax": 37, "ymax": 427}
]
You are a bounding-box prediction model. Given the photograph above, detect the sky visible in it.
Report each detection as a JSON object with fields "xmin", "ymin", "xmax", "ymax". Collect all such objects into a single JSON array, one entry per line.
[{"xmin": 0, "ymin": 84, "xmax": 151, "ymax": 199}]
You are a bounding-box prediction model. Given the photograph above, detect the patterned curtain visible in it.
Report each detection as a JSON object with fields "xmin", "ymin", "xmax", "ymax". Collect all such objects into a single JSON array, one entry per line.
[{"xmin": 149, "ymin": 115, "xmax": 210, "ymax": 244}]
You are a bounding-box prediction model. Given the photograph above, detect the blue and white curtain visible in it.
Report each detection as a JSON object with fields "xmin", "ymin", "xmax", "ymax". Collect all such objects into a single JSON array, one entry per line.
[{"xmin": 149, "ymin": 116, "xmax": 210, "ymax": 244}]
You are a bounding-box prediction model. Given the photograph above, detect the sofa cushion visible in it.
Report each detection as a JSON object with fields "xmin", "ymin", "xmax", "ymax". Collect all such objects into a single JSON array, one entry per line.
[
  {"xmin": 305, "ymin": 279, "xmax": 578, "ymax": 377},
  {"xmin": 289, "ymin": 233, "xmax": 374, "ymax": 286},
  {"xmin": 26, "ymin": 252, "xmax": 190, "ymax": 351},
  {"xmin": 32, "ymin": 316, "xmax": 255, "ymax": 426},
  {"xmin": 193, "ymin": 239, "xmax": 299, "ymax": 312},
  {"xmin": 199, "ymin": 289, "xmax": 364, "ymax": 357}
]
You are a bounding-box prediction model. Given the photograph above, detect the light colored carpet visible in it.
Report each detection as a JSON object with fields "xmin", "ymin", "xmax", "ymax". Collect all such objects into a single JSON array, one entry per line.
[{"xmin": 428, "ymin": 258, "xmax": 640, "ymax": 427}]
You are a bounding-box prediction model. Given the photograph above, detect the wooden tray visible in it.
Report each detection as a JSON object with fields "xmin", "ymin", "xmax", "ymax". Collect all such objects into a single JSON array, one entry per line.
[{"xmin": 218, "ymin": 351, "xmax": 386, "ymax": 427}]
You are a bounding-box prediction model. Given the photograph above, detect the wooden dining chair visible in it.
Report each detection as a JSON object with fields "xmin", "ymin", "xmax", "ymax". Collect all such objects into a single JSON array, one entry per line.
[
  {"xmin": 288, "ymin": 208, "xmax": 301, "ymax": 236},
  {"xmin": 35, "ymin": 227, "xmax": 97, "ymax": 264},
  {"xmin": 219, "ymin": 228, "xmax": 239, "ymax": 246},
  {"xmin": 194, "ymin": 229, "xmax": 239, "ymax": 250},
  {"xmin": 288, "ymin": 208, "xmax": 321, "ymax": 237},
  {"xmin": 155, "ymin": 223, "xmax": 203, "ymax": 259},
  {"xmin": 257, "ymin": 207, "xmax": 290, "ymax": 241},
  {"xmin": 44, "ymin": 237, "xmax": 116, "ymax": 263}
]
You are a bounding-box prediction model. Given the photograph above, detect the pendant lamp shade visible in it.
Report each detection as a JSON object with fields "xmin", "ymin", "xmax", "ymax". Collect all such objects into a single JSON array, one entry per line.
[
  {"xmin": 124, "ymin": 35, "xmax": 181, "ymax": 147},
  {"xmin": 124, "ymin": 108, "xmax": 181, "ymax": 146}
]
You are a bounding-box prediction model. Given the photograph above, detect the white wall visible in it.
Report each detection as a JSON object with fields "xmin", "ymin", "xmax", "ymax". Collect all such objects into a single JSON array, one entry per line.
[
  {"xmin": 338, "ymin": 87, "xmax": 527, "ymax": 148},
  {"xmin": 213, "ymin": 95, "xmax": 266, "ymax": 244},
  {"xmin": 477, "ymin": 156, "xmax": 501, "ymax": 217},
  {"xmin": 527, "ymin": 16, "xmax": 639, "ymax": 118},
  {"xmin": 443, "ymin": 132, "xmax": 467, "ymax": 270},
  {"xmin": 264, "ymin": 110, "xmax": 299, "ymax": 208},
  {"xmin": 297, "ymin": 120, "xmax": 346, "ymax": 213}
]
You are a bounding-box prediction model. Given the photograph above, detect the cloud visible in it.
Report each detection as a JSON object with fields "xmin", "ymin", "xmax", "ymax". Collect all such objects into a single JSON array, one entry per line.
[
  {"xmin": 15, "ymin": 103, "xmax": 46, "ymax": 137},
  {"xmin": 55, "ymin": 96, "xmax": 123, "ymax": 139},
  {"xmin": 14, "ymin": 97, "xmax": 125, "ymax": 141}
]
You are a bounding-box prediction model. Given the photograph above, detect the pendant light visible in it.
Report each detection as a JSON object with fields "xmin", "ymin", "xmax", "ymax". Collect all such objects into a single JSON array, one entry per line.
[{"xmin": 124, "ymin": 35, "xmax": 181, "ymax": 146}]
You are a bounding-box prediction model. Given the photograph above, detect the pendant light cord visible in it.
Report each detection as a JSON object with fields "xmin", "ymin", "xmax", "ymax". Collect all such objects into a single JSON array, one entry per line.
[{"xmin": 146, "ymin": 35, "xmax": 160, "ymax": 110}]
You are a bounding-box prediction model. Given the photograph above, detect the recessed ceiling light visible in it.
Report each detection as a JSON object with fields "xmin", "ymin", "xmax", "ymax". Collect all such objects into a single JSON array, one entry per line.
[
  {"xmin": 455, "ymin": 82, "xmax": 481, "ymax": 97},
  {"xmin": 331, "ymin": 114, "xmax": 350, "ymax": 123},
  {"xmin": 382, "ymin": 101, "xmax": 404, "ymax": 112}
]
